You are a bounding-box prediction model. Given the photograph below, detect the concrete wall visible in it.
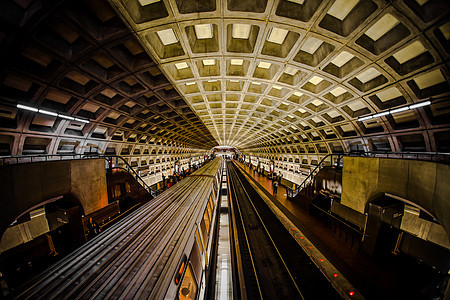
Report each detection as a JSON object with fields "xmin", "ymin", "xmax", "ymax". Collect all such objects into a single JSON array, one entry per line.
[
  {"xmin": 341, "ymin": 157, "xmax": 450, "ymax": 238},
  {"xmin": 0, "ymin": 159, "xmax": 108, "ymax": 240},
  {"xmin": 401, "ymin": 205, "xmax": 450, "ymax": 249},
  {"xmin": 0, "ymin": 214, "xmax": 49, "ymax": 252}
]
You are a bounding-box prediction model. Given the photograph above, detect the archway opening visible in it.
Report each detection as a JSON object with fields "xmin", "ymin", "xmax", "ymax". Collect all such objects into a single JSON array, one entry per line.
[
  {"xmin": 0, "ymin": 195, "xmax": 84, "ymax": 291},
  {"xmin": 209, "ymin": 146, "xmax": 240, "ymax": 159},
  {"xmin": 363, "ymin": 194, "xmax": 450, "ymax": 299}
]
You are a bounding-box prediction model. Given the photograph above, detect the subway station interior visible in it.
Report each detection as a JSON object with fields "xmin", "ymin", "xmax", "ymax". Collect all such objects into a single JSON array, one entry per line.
[{"xmin": 0, "ymin": 0, "xmax": 450, "ymax": 299}]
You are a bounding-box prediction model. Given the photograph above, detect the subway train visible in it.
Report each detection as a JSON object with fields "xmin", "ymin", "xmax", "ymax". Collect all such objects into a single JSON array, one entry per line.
[{"xmin": 12, "ymin": 158, "xmax": 223, "ymax": 300}]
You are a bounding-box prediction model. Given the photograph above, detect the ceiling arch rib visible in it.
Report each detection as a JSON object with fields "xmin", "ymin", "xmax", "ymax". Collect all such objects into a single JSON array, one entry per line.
[
  {"xmin": 109, "ymin": 0, "xmax": 450, "ymax": 154},
  {"xmin": 0, "ymin": 0, "xmax": 218, "ymax": 157}
]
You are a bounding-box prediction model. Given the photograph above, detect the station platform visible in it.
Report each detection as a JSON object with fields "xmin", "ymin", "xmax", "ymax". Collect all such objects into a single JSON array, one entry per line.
[{"xmin": 235, "ymin": 161, "xmax": 438, "ymax": 300}]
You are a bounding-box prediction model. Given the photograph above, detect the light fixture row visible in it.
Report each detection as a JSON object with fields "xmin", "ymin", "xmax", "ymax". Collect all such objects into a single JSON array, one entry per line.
[
  {"xmin": 357, "ymin": 100, "xmax": 431, "ymax": 122},
  {"xmin": 17, "ymin": 104, "xmax": 90, "ymax": 123}
]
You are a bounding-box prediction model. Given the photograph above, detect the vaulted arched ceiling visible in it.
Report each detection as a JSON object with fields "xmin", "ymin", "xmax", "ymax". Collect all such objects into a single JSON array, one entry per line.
[
  {"xmin": 0, "ymin": 0, "xmax": 449, "ymax": 158},
  {"xmin": 109, "ymin": 0, "xmax": 450, "ymax": 154}
]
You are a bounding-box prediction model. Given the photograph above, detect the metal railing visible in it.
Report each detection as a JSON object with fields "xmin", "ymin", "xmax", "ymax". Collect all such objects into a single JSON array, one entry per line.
[
  {"xmin": 0, "ymin": 153, "xmax": 158, "ymax": 196},
  {"xmin": 347, "ymin": 150, "xmax": 450, "ymax": 164},
  {"xmin": 1, "ymin": 151, "xmax": 449, "ymax": 198},
  {"xmin": 285, "ymin": 151, "xmax": 450, "ymax": 198},
  {"xmin": 0, "ymin": 153, "xmax": 91, "ymax": 166},
  {"xmin": 294, "ymin": 153, "xmax": 343, "ymax": 195},
  {"xmin": 106, "ymin": 156, "xmax": 155, "ymax": 197}
]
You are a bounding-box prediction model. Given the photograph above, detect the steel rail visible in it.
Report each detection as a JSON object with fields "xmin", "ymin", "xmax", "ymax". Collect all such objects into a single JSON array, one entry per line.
[
  {"xmin": 232, "ymin": 163, "xmax": 305, "ymax": 300},
  {"xmin": 227, "ymin": 161, "xmax": 249, "ymax": 300},
  {"xmin": 228, "ymin": 163, "xmax": 263, "ymax": 300}
]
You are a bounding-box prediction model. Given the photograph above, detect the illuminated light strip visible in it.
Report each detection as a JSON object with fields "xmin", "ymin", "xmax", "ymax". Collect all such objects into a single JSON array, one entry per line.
[
  {"xmin": 357, "ymin": 115, "xmax": 373, "ymax": 122},
  {"xmin": 357, "ymin": 100, "xmax": 431, "ymax": 122},
  {"xmin": 372, "ymin": 111, "xmax": 389, "ymax": 118},
  {"xmin": 75, "ymin": 118, "xmax": 90, "ymax": 124},
  {"xmin": 39, "ymin": 109, "xmax": 58, "ymax": 116},
  {"xmin": 59, "ymin": 115, "xmax": 75, "ymax": 121},
  {"xmin": 409, "ymin": 100, "xmax": 431, "ymax": 109},
  {"xmin": 389, "ymin": 106, "xmax": 410, "ymax": 114},
  {"xmin": 17, "ymin": 104, "xmax": 89, "ymax": 123},
  {"xmin": 17, "ymin": 104, "xmax": 38, "ymax": 112}
]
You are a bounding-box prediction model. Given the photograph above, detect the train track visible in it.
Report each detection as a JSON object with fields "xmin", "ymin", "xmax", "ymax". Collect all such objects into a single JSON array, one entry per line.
[{"xmin": 227, "ymin": 161, "xmax": 342, "ymax": 299}]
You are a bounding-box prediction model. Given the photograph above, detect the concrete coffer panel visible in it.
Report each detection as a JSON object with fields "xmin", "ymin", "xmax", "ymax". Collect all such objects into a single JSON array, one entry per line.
[{"xmin": 0, "ymin": 158, "xmax": 108, "ymax": 240}]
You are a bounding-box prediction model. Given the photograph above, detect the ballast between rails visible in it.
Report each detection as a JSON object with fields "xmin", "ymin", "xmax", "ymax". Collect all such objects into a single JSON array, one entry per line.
[{"xmin": 12, "ymin": 158, "xmax": 224, "ymax": 300}]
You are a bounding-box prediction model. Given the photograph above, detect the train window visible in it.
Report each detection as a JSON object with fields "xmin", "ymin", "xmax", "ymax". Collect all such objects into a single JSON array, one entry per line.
[
  {"xmin": 174, "ymin": 255, "xmax": 187, "ymax": 285},
  {"xmin": 195, "ymin": 228, "xmax": 204, "ymax": 254},
  {"xmin": 178, "ymin": 263, "xmax": 198, "ymax": 300},
  {"xmin": 206, "ymin": 200, "xmax": 213, "ymax": 220},
  {"xmin": 200, "ymin": 218, "xmax": 208, "ymax": 246},
  {"xmin": 203, "ymin": 209, "xmax": 210, "ymax": 234},
  {"xmin": 189, "ymin": 238, "xmax": 202, "ymax": 282},
  {"xmin": 211, "ymin": 187, "xmax": 216, "ymax": 202}
]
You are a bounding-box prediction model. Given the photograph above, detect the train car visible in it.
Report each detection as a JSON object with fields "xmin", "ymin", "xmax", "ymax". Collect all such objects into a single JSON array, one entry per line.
[{"xmin": 12, "ymin": 158, "xmax": 224, "ymax": 300}]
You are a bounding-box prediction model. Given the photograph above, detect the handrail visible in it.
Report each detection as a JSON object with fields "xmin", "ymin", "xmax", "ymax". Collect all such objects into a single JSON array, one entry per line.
[
  {"xmin": 0, "ymin": 153, "xmax": 158, "ymax": 196},
  {"xmin": 1, "ymin": 151, "xmax": 448, "ymax": 166},
  {"xmin": 297, "ymin": 153, "xmax": 342, "ymax": 192},
  {"xmin": 104, "ymin": 156, "xmax": 157, "ymax": 197},
  {"xmin": 280, "ymin": 150, "xmax": 450, "ymax": 197},
  {"xmin": 344, "ymin": 151, "xmax": 450, "ymax": 163},
  {"xmin": 0, "ymin": 153, "xmax": 92, "ymax": 165}
]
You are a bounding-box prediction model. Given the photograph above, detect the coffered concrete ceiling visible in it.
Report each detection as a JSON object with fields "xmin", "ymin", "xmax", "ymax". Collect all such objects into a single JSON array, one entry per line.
[
  {"xmin": 0, "ymin": 0, "xmax": 449, "ymax": 158},
  {"xmin": 108, "ymin": 0, "xmax": 450, "ymax": 153}
]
